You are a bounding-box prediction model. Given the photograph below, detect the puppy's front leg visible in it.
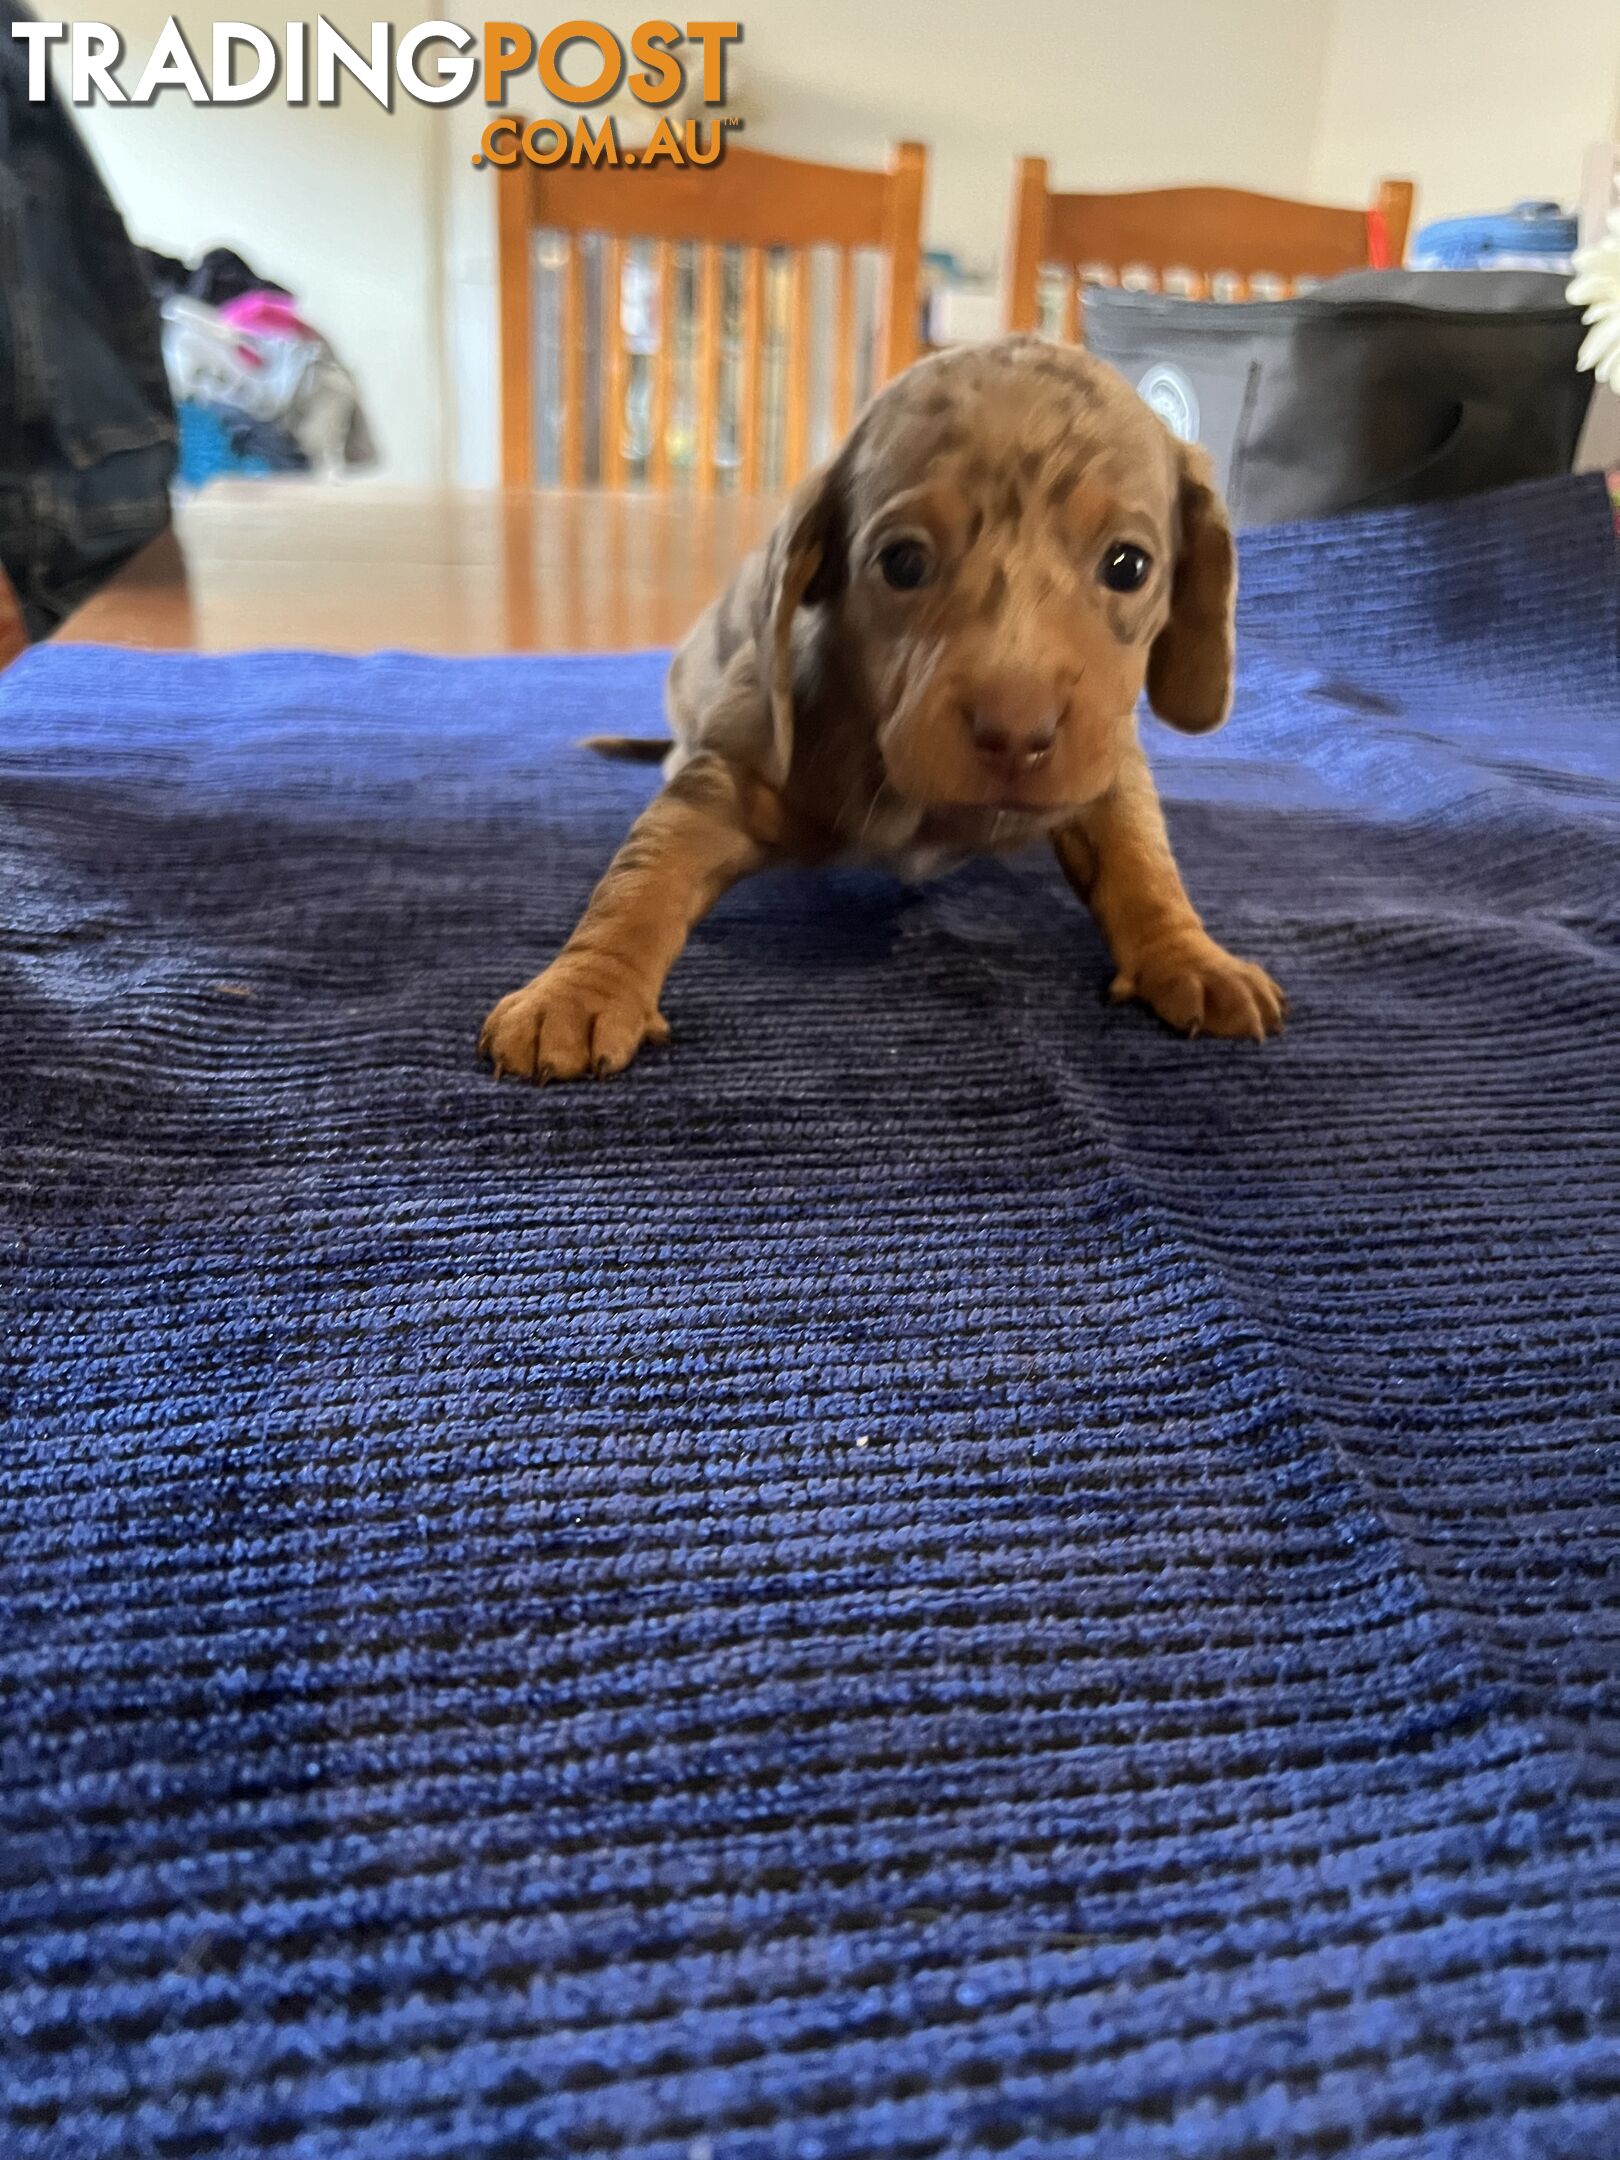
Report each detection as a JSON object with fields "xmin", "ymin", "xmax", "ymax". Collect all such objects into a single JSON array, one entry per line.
[
  {"xmin": 481, "ymin": 755, "xmax": 773, "ymax": 1083},
  {"xmin": 1053, "ymin": 741, "xmax": 1285, "ymax": 1041}
]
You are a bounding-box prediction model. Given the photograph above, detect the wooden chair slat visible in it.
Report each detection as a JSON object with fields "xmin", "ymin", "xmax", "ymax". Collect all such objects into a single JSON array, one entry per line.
[
  {"xmin": 1059, "ymin": 267, "xmax": 1080, "ymax": 344},
  {"xmin": 649, "ymin": 239, "xmax": 676, "ymax": 490},
  {"xmin": 785, "ymin": 251, "xmax": 811, "ymax": 487},
  {"xmin": 1374, "ymin": 179, "xmax": 1417, "ymax": 268},
  {"xmin": 559, "ymin": 234, "xmax": 587, "ymax": 489},
  {"xmin": 881, "ymin": 141, "xmax": 926, "ymax": 376},
  {"xmin": 598, "ymin": 237, "xmax": 626, "ymax": 484},
  {"xmin": 695, "ymin": 241, "xmax": 724, "ymax": 495},
  {"xmin": 834, "ymin": 249, "xmax": 856, "ymax": 436},
  {"xmin": 496, "ymin": 165, "xmax": 535, "ymax": 488},
  {"xmin": 738, "ymin": 245, "xmax": 765, "ymax": 495},
  {"xmin": 1002, "ymin": 155, "xmax": 1049, "ymax": 336}
]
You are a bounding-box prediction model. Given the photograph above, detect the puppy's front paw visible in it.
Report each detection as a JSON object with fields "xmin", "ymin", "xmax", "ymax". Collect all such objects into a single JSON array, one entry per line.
[
  {"xmin": 479, "ymin": 959, "xmax": 671, "ymax": 1084},
  {"xmin": 1111, "ymin": 934, "xmax": 1286, "ymax": 1042}
]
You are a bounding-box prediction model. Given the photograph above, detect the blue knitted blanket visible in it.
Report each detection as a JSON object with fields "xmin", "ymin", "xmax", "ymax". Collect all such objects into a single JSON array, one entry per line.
[{"xmin": 3, "ymin": 477, "xmax": 1618, "ymax": 2159}]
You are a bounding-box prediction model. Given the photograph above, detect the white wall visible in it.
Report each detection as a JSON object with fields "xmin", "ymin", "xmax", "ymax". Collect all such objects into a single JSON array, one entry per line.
[
  {"xmin": 55, "ymin": 3, "xmax": 1620, "ymax": 484},
  {"xmin": 709, "ymin": 0, "xmax": 1332, "ymax": 272},
  {"xmin": 1309, "ymin": 0, "xmax": 1620, "ymax": 223},
  {"xmin": 61, "ymin": 1, "xmax": 1338, "ymax": 481},
  {"xmin": 62, "ymin": 6, "xmax": 451, "ymax": 482}
]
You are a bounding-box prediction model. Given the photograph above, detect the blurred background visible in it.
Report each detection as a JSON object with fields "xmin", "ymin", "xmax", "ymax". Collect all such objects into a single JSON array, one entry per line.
[{"xmin": 62, "ymin": 0, "xmax": 1620, "ymax": 486}]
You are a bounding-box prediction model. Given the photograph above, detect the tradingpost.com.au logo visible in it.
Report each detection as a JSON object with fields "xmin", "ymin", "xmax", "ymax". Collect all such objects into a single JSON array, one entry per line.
[{"xmin": 11, "ymin": 18, "xmax": 742, "ymax": 168}]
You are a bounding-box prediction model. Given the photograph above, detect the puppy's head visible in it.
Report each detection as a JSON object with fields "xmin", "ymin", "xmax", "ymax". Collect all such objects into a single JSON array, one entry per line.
[{"xmin": 765, "ymin": 336, "xmax": 1235, "ymax": 810}]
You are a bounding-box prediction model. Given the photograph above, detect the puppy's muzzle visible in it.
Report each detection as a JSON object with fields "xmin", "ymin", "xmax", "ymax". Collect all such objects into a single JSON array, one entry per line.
[{"xmin": 962, "ymin": 672, "xmax": 1070, "ymax": 784}]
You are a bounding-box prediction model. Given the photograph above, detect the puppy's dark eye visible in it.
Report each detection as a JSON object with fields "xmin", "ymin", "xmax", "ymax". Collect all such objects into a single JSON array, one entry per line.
[
  {"xmin": 1099, "ymin": 543, "xmax": 1152, "ymax": 593},
  {"xmin": 877, "ymin": 538, "xmax": 932, "ymax": 591}
]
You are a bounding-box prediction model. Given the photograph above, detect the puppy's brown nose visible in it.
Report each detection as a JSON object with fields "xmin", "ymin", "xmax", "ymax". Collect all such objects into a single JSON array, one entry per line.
[{"xmin": 966, "ymin": 685, "xmax": 1063, "ymax": 772}]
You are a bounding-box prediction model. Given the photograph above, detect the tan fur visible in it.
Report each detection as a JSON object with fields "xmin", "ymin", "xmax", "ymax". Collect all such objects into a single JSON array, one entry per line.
[{"xmin": 481, "ymin": 335, "xmax": 1284, "ymax": 1084}]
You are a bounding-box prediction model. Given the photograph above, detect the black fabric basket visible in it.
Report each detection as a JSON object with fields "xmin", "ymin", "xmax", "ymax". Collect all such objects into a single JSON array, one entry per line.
[
  {"xmin": 0, "ymin": 0, "xmax": 175, "ymax": 636},
  {"xmin": 1084, "ymin": 269, "xmax": 1593, "ymax": 528}
]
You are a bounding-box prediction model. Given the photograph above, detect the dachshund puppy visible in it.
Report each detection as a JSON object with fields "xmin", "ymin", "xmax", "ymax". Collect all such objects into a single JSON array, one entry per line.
[{"xmin": 481, "ymin": 335, "xmax": 1284, "ymax": 1083}]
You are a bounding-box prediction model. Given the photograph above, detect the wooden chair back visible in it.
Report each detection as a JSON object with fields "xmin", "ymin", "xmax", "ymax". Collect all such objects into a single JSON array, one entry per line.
[
  {"xmin": 498, "ymin": 139, "xmax": 928, "ymax": 493},
  {"xmin": 1003, "ymin": 160, "xmax": 1415, "ymax": 338}
]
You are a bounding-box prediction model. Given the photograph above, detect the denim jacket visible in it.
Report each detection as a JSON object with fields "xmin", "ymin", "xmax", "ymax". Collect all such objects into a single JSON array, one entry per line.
[{"xmin": 0, "ymin": 4, "xmax": 174, "ymax": 636}]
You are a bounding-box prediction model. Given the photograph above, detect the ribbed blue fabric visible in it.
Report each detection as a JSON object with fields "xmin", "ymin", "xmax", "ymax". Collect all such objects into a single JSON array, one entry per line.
[{"xmin": 2, "ymin": 476, "xmax": 1618, "ymax": 2160}]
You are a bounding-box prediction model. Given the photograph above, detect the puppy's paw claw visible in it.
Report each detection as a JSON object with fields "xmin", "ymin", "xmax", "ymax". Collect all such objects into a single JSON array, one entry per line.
[
  {"xmin": 1114, "ymin": 938, "xmax": 1286, "ymax": 1043},
  {"xmin": 479, "ymin": 964, "xmax": 669, "ymax": 1086}
]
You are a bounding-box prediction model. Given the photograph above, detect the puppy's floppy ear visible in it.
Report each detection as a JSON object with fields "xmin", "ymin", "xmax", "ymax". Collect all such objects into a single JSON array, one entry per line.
[
  {"xmin": 1147, "ymin": 443, "xmax": 1236, "ymax": 735},
  {"xmin": 753, "ymin": 458, "xmax": 849, "ymax": 784}
]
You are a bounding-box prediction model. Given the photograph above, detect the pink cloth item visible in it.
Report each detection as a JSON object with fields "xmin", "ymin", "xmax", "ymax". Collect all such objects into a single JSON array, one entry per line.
[{"xmin": 220, "ymin": 292, "xmax": 322, "ymax": 344}]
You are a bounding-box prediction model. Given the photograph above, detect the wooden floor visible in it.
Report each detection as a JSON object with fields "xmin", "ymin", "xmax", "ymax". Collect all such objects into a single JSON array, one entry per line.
[{"xmin": 57, "ymin": 484, "xmax": 782, "ymax": 655}]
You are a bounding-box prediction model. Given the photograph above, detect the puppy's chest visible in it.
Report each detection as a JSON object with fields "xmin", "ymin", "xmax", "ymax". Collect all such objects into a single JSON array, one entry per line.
[{"xmin": 843, "ymin": 792, "xmax": 1064, "ymax": 882}]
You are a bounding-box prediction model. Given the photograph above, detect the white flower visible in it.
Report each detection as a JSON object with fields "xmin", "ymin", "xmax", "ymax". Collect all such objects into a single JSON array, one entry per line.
[{"xmin": 1568, "ymin": 199, "xmax": 1620, "ymax": 387}]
